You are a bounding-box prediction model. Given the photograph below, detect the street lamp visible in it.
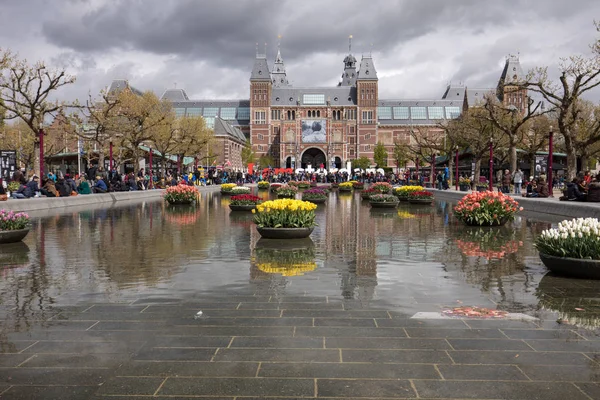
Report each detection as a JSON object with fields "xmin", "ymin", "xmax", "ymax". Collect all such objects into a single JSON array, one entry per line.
[
  {"xmin": 455, "ymin": 146, "xmax": 459, "ymax": 191},
  {"xmin": 38, "ymin": 123, "xmax": 45, "ymax": 178},
  {"xmin": 548, "ymin": 125, "xmax": 554, "ymax": 197},
  {"xmin": 489, "ymin": 138, "xmax": 494, "ymax": 192}
]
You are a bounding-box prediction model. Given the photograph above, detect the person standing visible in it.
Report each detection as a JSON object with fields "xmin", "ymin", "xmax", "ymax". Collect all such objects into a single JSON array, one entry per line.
[
  {"xmin": 513, "ymin": 168, "xmax": 523, "ymax": 194},
  {"xmin": 443, "ymin": 165, "xmax": 449, "ymax": 190},
  {"xmin": 501, "ymin": 169, "xmax": 512, "ymax": 193}
]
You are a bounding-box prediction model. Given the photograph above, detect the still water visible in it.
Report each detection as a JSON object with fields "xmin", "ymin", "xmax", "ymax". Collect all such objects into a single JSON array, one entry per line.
[{"xmin": 1, "ymin": 189, "xmax": 598, "ymax": 331}]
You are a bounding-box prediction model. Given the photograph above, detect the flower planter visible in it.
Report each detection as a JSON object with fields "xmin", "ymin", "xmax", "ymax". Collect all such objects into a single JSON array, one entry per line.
[
  {"xmin": 0, "ymin": 228, "xmax": 30, "ymax": 244},
  {"xmin": 220, "ymin": 191, "xmax": 233, "ymax": 195},
  {"xmin": 338, "ymin": 187, "xmax": 352, "ymax": 192},
  {"xmin": 539, "ymin": 253, "xmax": 600, "ymax": 280},
  {"xmin": 476, "ymin": 187, "xmax": 488, "ymax": 192},
  {"xmin": 397, "ymin": 196, "xmax": 409, "ymax": 202},
  {"xmin": 304, "ymin": 198, "xmax": 326, "ymax": 204},
  {"xmin": 369, "ymin": 201, "xmax": 398, "ymax": 208},
  {"xmin": 229, "ymin": 204, "xmax": 257, "ymax": 211},
  {"xmin": 277, "ymin": 194, "xmax": 296, "ymax": 199},
  {"xmin": 361, "ymin": 193, "xmax": 373, "ymax": 200},
  {"xmin": 256, "ymin": 227, "xmax": 314, "ymax": 239},
  {"xmin": 408, "ymin": 198, "xmax": 433, "ymax": 205},
  {"xmin": 459, "ymin": 185, "xmax": 470, "ymax": 192}
]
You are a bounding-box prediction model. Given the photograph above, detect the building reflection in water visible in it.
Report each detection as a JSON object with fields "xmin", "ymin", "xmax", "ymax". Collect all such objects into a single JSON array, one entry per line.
[{"xmin": 1, "ymin": 188, "xmax": 598, "ymax": 337}]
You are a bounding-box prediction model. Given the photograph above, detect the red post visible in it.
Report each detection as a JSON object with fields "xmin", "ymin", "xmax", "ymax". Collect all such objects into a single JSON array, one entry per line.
[
  {"xmin": 149, "ymin": 147, "xmax": 153, "ymax": 189},
  {"xmin": 548, "ymin": 127, "xmax": 554, "ymax": 197},
  {"xmin": 489, "ymin": 141, "xmax": 494, "ymax": 192},
  {"xmin": 39, "ymin": 127, "xmax": 45, "ymax": 177},
  {"xmin": 455, "ymin": 148, "xmax": 459, "ymax": 191},
  {"xmin": 109, "ymin": 141, "xmax": 113, "ymax": 171},
  {"xmin": 431, "ymin": 153, "xmax": 435, "ymax": 186},
  {"xmin": 177, "ymin": 155, "xmax": 182, "ymax": 174},
  {"xmin": 194, "ymin": 157, "xmax": 198, "ymax": 170}
]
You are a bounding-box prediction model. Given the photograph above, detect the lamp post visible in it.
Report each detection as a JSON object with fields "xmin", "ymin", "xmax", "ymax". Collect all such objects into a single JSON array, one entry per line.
[
  {"xmin": 489, "ymin": 139, "xmax": 494, "ymax": 192},
  {"xmin": 455, "ymin": 146, "xmax": 459, "ymax": 191},
  {"xmin": 149, "ymin": 147, "xmax": 153, "ymax": 189},
  {"xmin": 109, "ymin": 140, "xmax": 114, "ymax": 172},
  {"xmin": 548, "ymin": 125, "xmax": 554, "ymax": 197},
  {"xmin": 38, "ymin": 123, "xmax": 45, "ymax": 178}
]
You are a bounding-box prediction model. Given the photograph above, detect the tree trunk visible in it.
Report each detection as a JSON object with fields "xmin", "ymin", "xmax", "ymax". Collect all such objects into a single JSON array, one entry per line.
[
  {"xmin": 564, "ymin": 136, "xmax": 577, "ymax": 180},
  {"xmin": 473, "ymin": 158, "xmax": 482, "ymax": 189},
  {"xmin": 448, "ymin": 155, "xmax": 454, "ymax": 187},
  {"xmin": 529, "ymin": 154, "xmax": 535, "ymax": 181},
  {"xmin": 98, "ymin": 148, "xmax": 105, "ymax": 171},
  {"xmin": 509, "ymin": 135, "xmax": 518, "ymax": 174}
]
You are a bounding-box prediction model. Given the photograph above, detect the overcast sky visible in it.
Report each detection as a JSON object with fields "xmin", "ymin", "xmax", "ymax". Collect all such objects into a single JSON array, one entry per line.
[{"xmin": 2, "ymin": 0, "xmax": 600, "ymax": 103}]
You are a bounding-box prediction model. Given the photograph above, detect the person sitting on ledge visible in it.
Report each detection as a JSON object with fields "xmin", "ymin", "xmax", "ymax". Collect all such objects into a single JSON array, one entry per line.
[
  {"xmin": 524, "ymin": 177, "xmax": 549, "ymax": 198},
  {"xmin": 55, "ymin": 176, "xmax": 72, "ymax": 197},
  {"xmin": 587, "ymin": 174, "xmax": 600, "ymax": 202},
  {"xmin": 40, "ymin": 177, "xmax": 59, "ymax": 197},
  {"xmin": 93, "ymin": 175, "xmax": 108, "ymax": 194},
  {"xmin": 77, "ymin": 176, "xmax": 91, "ymax": 194},
  {"xmin": 562, "ymin": 177, "xmax": 587, "ymax": 201},
  {"xmin": 12, "ymin": 175, "xmax": 39, "ymax": 199}
]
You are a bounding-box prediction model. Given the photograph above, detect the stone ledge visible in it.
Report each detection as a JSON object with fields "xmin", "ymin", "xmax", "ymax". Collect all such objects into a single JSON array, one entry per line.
[
  {"xmin": 431, "ymin": 189, "xmax": 600, "ymax": 219},
  {"xmin": 0, "ymin": 186, "xmax": 220, "ymax": 213}
]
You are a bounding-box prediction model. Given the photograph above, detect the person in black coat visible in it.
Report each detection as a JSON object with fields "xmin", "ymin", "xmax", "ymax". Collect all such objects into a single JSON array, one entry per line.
[
  {"xmin": 55, "ymin": 178, "xmax": 72, "ymax": 197},
  {"xmin": 566, "ymin": 178, "xmax": 587, "ymax": 201}
]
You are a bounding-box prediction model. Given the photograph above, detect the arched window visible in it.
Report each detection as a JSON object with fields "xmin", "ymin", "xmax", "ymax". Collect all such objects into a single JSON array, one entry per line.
[{"xmin": 317, "ymin": 110, "xmax": 320, "ymax": 118}]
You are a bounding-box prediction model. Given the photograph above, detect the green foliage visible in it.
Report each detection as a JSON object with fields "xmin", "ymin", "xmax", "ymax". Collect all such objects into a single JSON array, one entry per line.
[
  {"xmin": 454, "ymin": 191, "xmax": 521, "ymax": 226},
  {"xmin": 373, "ymin": 142, "xmax": 388, "ymax": 167},
  {"xmin": 258, "ymin": 154, "xmax": 276, "ymax": 169},
  {"xmin": 241, "ymin": 142, "xmax": 255, "ymax": 165},
  {"xmin": 369, "ymin": 194, "xmax": 398, "ymax": 203},
  {"xmin": 0, "ymin": 210, "xmax": 30, "ymax": 231},
  {"xmin": 392, "ymin": 142, "xmax": 410, "ymax": 168},
  {"xmin": 253, "ymin": 199, "xmax": 317, "ymax": 228},
  {"xmin": 351, "ymin": 156, "xmax": 371, "ymax": 170}
]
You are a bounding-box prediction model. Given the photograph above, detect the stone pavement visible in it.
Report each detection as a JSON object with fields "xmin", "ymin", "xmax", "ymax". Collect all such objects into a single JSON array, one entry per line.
[{"xmin": 1, "ymin": 290, "xmax": 599, "ymax": 399}]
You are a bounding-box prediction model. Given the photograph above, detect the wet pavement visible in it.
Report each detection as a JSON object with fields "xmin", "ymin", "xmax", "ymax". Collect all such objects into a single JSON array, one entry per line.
[{"xmin": 0, "ymin": 189, "xmax": 599, "ymax": 399}]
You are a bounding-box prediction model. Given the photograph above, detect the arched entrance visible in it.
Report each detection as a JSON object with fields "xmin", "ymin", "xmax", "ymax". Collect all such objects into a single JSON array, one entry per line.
[
  {"xmin": 301, "ymin": 148, "xmax": 326, "ymax": 169},
  {"xmin": 285, "ymin": 156, "xmax": 292, "ymax": 169},
  {"xmin": 334, "ymin": 156, "xmax": 342, "ymax": 169}
]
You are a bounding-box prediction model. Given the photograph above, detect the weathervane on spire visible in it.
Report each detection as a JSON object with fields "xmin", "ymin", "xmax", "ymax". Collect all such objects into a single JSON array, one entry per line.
[
  {"xmin": 255, "ymin": 42, "xmax": 259, "ymax": 57},
  {"xmin": 349, "ymin": 35, "xmax": 353, "ymax": 53},
  {"xmin": 278, "ymin": 34, "xmax": 282, "ymax": 51}
]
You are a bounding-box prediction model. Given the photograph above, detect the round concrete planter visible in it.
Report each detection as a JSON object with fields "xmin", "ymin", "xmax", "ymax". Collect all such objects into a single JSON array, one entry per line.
[
  {"xmin": 461, "ymin": 216, "xmax": 509, "ymax": 227},
  {"xmin": 229, "ymin": 204, "xmax": 257, "ymax": 211},
  {"xmin": 0, "ymin": 228, "xmax": 30, "ymax": 244},
  {"xmin": 539, "ymin": 253, "xmax": 600, "ymax": 280},
  {"xmin": 277, "ymin": 194, "xmax": 296, "ymax": 199},
  {"xmin": 256, "ymin": 227, "xmax": 314, "ymax": 239},
  {"xmin": 408, "ymin": 198, "xmax": 433, "ymax": 205},
  {"xmin": 303, "ymin": 197, "xmax": 326, "ymax": 204},
  {"xmin": 220, "ymin": 190, "xmax": 233, "ymax": 195},
  {"xmin": 338, "ymin": 187, "xmax": 352, "ymax": 192},
  {"xmin": 167, "ymin": 200, "xmax": 195, "ymax": 205},
  {"xmin": 369, "ymin": 201, "xmax": 399, "ymax": 208}
]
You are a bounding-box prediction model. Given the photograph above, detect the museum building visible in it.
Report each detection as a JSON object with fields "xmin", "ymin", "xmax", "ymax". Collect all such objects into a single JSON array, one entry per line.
[{"xmin": 153, "ymin": 39, "xmax": 527, "ymax": 170}]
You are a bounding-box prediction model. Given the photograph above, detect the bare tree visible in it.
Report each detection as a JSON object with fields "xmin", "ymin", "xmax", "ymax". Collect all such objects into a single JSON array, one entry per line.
[
  {"xmin": 0, "ymin": 48, "xmax": 76, "ymax": 176},
  {"xmin": 524, "ymin": 21, "xmax": 600, "ymax": 179},
  {"xmin": 570, "ymin": 99, "xmax": 600, "ymax": 170},
  {"xmin": 483, "ymin": 94, "xmax": 546, "ymax": 174}
]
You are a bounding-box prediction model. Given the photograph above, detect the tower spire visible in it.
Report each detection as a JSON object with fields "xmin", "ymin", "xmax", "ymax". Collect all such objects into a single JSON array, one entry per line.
[
  {"xmin": 349, "ymin": 34, "xmax": 352, "ymax": 53},
  {"xmin": 271, "ymin": 35, "xmax": 290, "ymax": 87},
  {"xmin": 341, "ymin": 35, "xmax": 357, "ymax": 87}
]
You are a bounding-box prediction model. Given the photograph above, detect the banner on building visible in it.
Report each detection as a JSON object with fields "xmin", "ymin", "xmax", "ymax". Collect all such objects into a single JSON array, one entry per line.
[
  {"xmin": 535, "ymin": 155, "xmax": 548, "ymax": 178},
  {"xmin": 0, "ymin": 150, "xmax": 17, "ymax": 180}
]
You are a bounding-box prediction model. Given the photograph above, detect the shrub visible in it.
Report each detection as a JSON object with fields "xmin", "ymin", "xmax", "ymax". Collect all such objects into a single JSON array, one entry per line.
[
  {"xmin": 230, "ymin": 194, "xmax": 262, "ymax": 206},
  {"xmin": 535, "ymin": 218, "xmax": 600, "ymax": 259},
  {"xmin": 0, "ymin": 210, "xmax": 30, "ymax": 231},
  {"xmin": 257, "ymin": 181, "xmax": 270, "ymax": 189},
  {"xmin": 230, "ymin": 186, "xmax": 251, "ymax": 195},
  {"xmin": 302, "ymin": 188, "xmax": 327, "ymax": 201},
  {"xmin": 7, "ymin": 181, "xmax": 20, "ymax": 193},
  {"xmin": 369, "ymin": 194, "xmax": 399, "ymax": 203},
  {"xmin": 164, "ymin": 184, "xmax": 199, "ymax": 204},
  {"xmin": 252, "ymin": 199, "xmax": 317, "ymax": 228},
  {"xmin": 453, "ymin": 191, "xmax": 522, "ymax": 226}
]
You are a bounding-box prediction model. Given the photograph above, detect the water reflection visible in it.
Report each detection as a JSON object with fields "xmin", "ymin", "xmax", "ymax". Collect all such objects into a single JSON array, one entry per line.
[{"xmin": 0, "ymin": 188, "xmax": 598, "ymax": 333}]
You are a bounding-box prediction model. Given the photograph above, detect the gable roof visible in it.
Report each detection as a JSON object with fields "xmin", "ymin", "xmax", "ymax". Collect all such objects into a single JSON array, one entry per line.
[{"xmin": 214, "ymin": 117, "xmax": 246, "ymax": 143}]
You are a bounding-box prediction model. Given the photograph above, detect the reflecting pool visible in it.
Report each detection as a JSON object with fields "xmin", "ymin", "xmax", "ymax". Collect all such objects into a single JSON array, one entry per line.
[{"xmin": 1, "ymin": 189, "xmax": 599, "ymax": 331}]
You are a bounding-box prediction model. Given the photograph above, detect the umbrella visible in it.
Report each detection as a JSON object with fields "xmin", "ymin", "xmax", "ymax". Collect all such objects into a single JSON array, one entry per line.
[
  {"xmin": 329, "ymin": 168, "xmax": 338, "ymax": 173},
  {"xmin": 366, "ymin": 168, "xmax": 376, "ymax": 174},
  {"xmin": 295, "ymin": 168, "xmax": 305, "ymax": 173},
  {"xmin": 354, "ymin": 168, "xmax": 363, "ymax": 173},
  {"xmin": 376, "ymin": 168, "xmax": 385, "ymax": 174},
  {"xmin": 338, "ymin": 168, "xmax": 348, "ymax": 173}
]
